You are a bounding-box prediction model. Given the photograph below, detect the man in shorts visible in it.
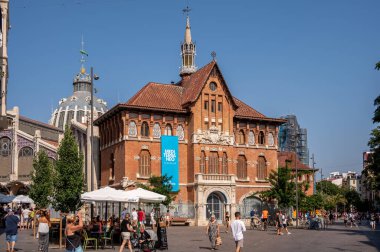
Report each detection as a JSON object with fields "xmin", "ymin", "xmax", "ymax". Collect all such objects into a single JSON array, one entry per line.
[
  {"xmin": 5, "ymin": 210, "xmax": 20, "ymax": 252},
  {"xmin": 231, "ymin": 211, "xmax": 246, "ymax": 252},
  {"xmin": 261, "ymin": 208, "xmax": 269, "ymax": 230}
]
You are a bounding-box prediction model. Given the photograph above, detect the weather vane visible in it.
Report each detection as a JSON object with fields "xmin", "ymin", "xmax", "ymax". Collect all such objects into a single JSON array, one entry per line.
[
  {"xmin": 79, "ymin": 35, "xmax": 89, "ymax": 72},
  {"xmin": 211, "ymin": 51, "xmax": 217, "ymax": 61},
  {"xmin": 182, "ymin": 6, "xmax": 191, "ymax": 16}
]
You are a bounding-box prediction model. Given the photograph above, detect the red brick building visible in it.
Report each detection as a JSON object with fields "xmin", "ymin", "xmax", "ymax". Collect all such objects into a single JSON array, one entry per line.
[
  {"xmin": 95, "ymin": 15, "xmax": 285, "ymax": 225},
  {"xmin": 278, "ymin": 152, "xmax": 317, "ymax": 196}
]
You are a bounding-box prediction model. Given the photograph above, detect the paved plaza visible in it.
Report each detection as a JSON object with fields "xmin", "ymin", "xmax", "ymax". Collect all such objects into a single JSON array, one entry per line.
[{"xmin": 2, "ymin": 221, "xmax": 379, "ymax": 252}]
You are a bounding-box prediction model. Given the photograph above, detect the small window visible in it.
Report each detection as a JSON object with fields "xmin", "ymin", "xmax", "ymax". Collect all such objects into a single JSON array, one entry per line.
[
  {"xmin": 204, "ymin": 101, "xmax": 209, "ymax": 110},
  {"xmin": 200, "ymin": 151, "xmax": 206, "ymax": 173},
  {"xmin": 258, "ymin": 131, "xmax": 265, "ymax": 145},
  {"xmin": 211, "ymin": 100, "xmax": 216, "ymax": 113},
  {"xmin": 221, "ymin": 152, "xmax": 228, "ymax": 174},
  {"xmin": 209, "ymin": 82, "xmax": 217, "ymax": 91},
  {"xmin": 218, "ymin": 102, "xmax": 222, "ymax": 112},
  {"xmin": 268, "ymin": 132, "xmax": 274, "ymax": 146},
  {"xmin": 164, "ymin": 124, "xmax": 173, "ymax": 136},
  {"xmin": 0, "ymin": 137, "xmax": 11, "ymax": 157},
  {"xmin": 139, "ymin": 150, "xmax": 151, "ymax": 177},
  {"xmin": 141, "ymin": 122, "xmax": 150, "ymax": 137},
  {"xmin": 238, "ymin": 130, "xmax": 245, "ymax": 145},
  {"xmin": 257, "ymin": 156, "xmax": 267, "ymax": 180},
  {"xmin": 248, "ymin": 131, "xmax": 255, "ymax": 145}
]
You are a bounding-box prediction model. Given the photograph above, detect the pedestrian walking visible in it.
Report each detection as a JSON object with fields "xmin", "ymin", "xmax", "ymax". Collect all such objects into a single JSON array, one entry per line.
[
  {"xmin": 37, "ymin": 209, "xmax": 50, "ymax": 252},
  {"xmin": 343, "ymin": 211, "xmax": 348, "ymax": 227},
  {"xmin": 150, "ymin": 209, "xmax": 156, "ymax": 229},
  {"xmin": 119, "ymin": 213, "xmax": 134, "ymax": 252},
  {"xmin": 121, "ymin": 207, "xmax": 128, "ymax": 220},
  {"xmin": 165, "ymin": 210, "xmax": 171, "ymax": 227},
  {"xmin": 5, "ymin": 209, "xmax": 20, "ymax": 252},
  {"xmin": 206, "ymin": 215, "xmax": 220, "ymax": 251},
  {"xmin": 65, "ymin": 212, "xmax": 84, "ymax": 252},
  {"xmin": 282, "ymin": 213, "xmax": 291, "ymax": 235},
  {"xmin": 225, "ymin": 211, "xmax": 230, "ymax": 233},
  {"xmin": 370, "ymin": 212, "xmax": 376, "ymax": 230},
  {"xmin": 276, "ymin": 211, "xmax": 283, "ymax": 235},
  {"xmin": 131, "ymin": 208, "xmax": 138, "ymax": 222},
  {"xmin": 231, "ymin": 212, "xmax": 246, "ymax": 252}
]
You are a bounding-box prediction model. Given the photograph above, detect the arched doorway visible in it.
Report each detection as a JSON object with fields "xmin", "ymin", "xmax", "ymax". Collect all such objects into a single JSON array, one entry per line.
[
  {"xmin": 242, "ymin": 196, "xmax": 262, "ymax": 218},
  {"xmin": 206, "ymin": 192, "xmax": 227, "ymax": 221}
]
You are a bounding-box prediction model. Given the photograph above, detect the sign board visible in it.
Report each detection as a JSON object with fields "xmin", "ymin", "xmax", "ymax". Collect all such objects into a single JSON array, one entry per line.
[{"xmin": 161, "ymin": 135, "xmax": 179, "ymax": 192}]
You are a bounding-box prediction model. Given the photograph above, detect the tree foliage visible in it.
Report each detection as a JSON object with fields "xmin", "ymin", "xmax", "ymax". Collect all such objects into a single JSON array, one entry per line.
[
  {"xmin": 260, "ymin": 167, "xmax": 306, "ymax": 209},
  {"xmin": 29, "ymin": 151, "xmax": 54, "ymax": 208},
  {"xmin": 366, "ymin": 63, "xmax": 380, "ymax": 190},
  {"xmin": 52, "ymin": 126, "xmax": 84, "ymax": 213},
  {"xmin": 137, "ymin": 175, "xmax": 177, "ymax": 207},
  {"xmin": 316, "ymin": 180, "xmax": 341, "ymax": 196}
]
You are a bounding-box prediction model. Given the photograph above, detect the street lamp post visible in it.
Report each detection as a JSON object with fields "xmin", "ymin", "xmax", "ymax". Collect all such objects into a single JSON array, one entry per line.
[{"xmin": 90, "ymin": 67, "xmax": 94, "ymax": 192}]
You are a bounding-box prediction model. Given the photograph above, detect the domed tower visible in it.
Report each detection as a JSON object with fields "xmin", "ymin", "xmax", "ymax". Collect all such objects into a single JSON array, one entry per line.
[{"xmin": 49, "ymin": 66, "xmax": 107, "ymax": 130}]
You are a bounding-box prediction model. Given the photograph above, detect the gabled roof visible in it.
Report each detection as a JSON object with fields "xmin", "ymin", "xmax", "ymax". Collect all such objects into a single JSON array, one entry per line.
[
  {"xmin": 278, "ymin": 152, "xmax": 317, "ymax": 171},
  {"xmin": 233, "ymin": 97, "xmax": 266, "ymax": 118},
  {"xmin": 179, "ymin": 61, "xmax": 237, "ymax": 108},
  {"xmin": 124, "ymin": 82, "xmax": 187, "ymax": 113},
  {"xmin": 96, "ymin": 61, "xmax": 285, "ymax": 125}
]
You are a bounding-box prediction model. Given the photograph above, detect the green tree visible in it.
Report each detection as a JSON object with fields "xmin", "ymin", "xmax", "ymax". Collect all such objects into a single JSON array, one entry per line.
[
  {"xmin": 300, "ymin": 194, "xmax": 324, "ymax": 211},
  {"xmin": 29, "ymin": 150, "xmax": 54, "ymax": 208},
  {"xmin": 260, "ymin": 167, "xmax": 297, "ymax": 209},
  {"xmin": 316, "ymin": 180, "xmax": 341, "ymax": 195},
  {"xmin": 366, "ymin": 63, "xmax": 380, "ymax": 190},
  {"xmin": 137, "ymin": 175, "xmax": 177, "ymax": 207},
  {"xmin": 342, "ymin": 188, "xmax": 362, "ymax": 210},
  {"xmin": 52, "ymin": 126, "xmax": 84, "ymax": 213}
]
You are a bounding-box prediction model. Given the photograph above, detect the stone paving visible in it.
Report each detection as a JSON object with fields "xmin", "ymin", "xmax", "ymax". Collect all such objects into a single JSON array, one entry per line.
[{"xmin": 2, "ymin": 221, "xmax": 379, "ymax": 252}]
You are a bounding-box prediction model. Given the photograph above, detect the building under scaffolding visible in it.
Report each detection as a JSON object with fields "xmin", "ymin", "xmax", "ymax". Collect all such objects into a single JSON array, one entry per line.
[{"xmin": 278, "ymin": 115, "xmax": 309, "ymax": 166}]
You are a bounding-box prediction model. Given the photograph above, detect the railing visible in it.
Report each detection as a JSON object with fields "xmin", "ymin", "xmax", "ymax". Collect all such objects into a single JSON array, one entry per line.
[{"xmin": 195, "ymin": 173, "xmax": 236, "ymax": 183}]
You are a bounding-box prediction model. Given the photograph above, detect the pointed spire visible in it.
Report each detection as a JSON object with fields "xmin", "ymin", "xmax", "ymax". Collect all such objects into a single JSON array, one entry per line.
[
  {"xmin": 185, "ymin": 16, "xmax": 192, "ymax": 44},
  {"xmin": 180, "ymin": 6, "xmax": 197, "ymax": 77}
]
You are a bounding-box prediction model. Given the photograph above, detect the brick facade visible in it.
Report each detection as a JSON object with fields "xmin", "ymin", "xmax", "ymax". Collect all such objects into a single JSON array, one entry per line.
[{"xmin": 96, "ymin": 61, "xmax": 285, "ymax": 225}]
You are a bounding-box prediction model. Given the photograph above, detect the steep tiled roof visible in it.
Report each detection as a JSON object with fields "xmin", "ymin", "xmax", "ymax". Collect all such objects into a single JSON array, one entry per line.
[
  {"xmin": 124, "ymin": 82, "xmax": 186, "ymax": 112},
  {"xmin": 278, "ymin": 152, "xmax": 314, "ymax": 170},
  {"xmin": 180, "ymin": 61, "xmax": 216, "ymax": 105},
  {"xmin": 233, "ymin": 97, "xmax": 266, "ymax": 118}
]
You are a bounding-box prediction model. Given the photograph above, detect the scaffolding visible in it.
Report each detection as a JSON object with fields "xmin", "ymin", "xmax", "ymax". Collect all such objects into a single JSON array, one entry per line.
[{"xmin": 279, "ymin": 115, "xmax": 309, "ymax": 166}]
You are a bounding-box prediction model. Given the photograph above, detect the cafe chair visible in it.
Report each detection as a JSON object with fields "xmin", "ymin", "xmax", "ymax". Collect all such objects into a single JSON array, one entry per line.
[{"xmin": 83, "ymin": 229, "xmax": 98, "ymax": 250}]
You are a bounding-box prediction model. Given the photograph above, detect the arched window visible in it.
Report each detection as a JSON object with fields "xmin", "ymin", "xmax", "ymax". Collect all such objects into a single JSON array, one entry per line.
[
  {"xmin": 153, "ymin": 123, "xmax": 161, "ymax": 138},
  {"xmin": 237, "ymin": 155, "xmax": 247, "ymax": 179},
  {"xmin": 208, "ymin": 152, "xmax": 219, "ymax": 174},
  {"xmin": 258, "ymin": 131, "xmax": 265, "ymax": 145},
  {"xmin": 221, "ymin": 152, "xmax": 228, "ymax": 174},
  {"xmin": 141, "ymin": 122, "xmax": 150, "ymax": 137},
  {"xmin": 19, "ymin": 147, "xmax": 33, "ymax": 157},
  {"xmin": 139, "ymin": 150, "xmax": 151, "ymax": 177},
  {"xmin": 248, "ymin": 131, "xmax": 255, "ymax": 145},
  {"xmin": 176, "ymin": 125, "xmax": 185, "ymax": 141},
  {"xmin": 200, "ymin": 151, "xmax": 206, "ymax": 173},
  {"xmin": 0, "ymin": 137, "xmax": 11, "ymax": 157},
  {"xmin": 128, "ymin": 121, "xmax": 137, "ymax": 137},
  {"xmin": 238, "ymin": 130, "xmax": 245, "ymax": 145},
  {"xmin": 268, "ymin": 132, "xmax": 274, "ymax": 146},
  {"xmin": 257, "ymin": 156, "xmax": 267, "ymax": 180},
  {"xmin": 164, "ymin": 124, "xmax": 172, "ymax": 136}
]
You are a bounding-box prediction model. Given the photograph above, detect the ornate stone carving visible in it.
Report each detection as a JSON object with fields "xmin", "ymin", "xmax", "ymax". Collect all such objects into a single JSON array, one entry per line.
[{"xmin": 193, "ymin": 126, "xmax": 234, "ymax": 145}]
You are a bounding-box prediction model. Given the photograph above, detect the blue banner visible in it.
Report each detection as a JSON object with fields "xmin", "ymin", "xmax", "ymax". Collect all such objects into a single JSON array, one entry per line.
[{"xmin": 161, "ymin": 136, "xmax": 179, "ymax": 192}]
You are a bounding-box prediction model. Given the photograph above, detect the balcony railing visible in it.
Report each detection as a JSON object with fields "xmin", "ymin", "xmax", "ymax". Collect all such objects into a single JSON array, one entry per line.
[{"xmin": 195, "ymin": 173, "xmax": 236, "ymax": 184}]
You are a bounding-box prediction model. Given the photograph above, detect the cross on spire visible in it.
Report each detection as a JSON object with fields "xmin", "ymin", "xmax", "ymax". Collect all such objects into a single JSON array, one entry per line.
[{"xmin": 182, "ymin": 6, "xmax": 191, "ymax": 16}]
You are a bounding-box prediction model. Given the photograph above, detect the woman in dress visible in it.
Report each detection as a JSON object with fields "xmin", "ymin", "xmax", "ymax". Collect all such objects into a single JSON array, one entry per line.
[
  {"xmin": 206, "ymin": 215, "xmax": 219, "ymax": 251},
  {"xmin": 65, "ymin": 212, "xmax": 83, "ymax": 252},
  {"xmin": 37, "ymin": 209, "xmax": 50, "ymax": 252}
]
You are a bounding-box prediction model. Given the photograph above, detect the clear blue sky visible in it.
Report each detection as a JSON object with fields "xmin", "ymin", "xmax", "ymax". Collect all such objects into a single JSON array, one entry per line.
[{"xmin": 8, "ymin": 0, "xmax": 380, "ymax": 176}]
